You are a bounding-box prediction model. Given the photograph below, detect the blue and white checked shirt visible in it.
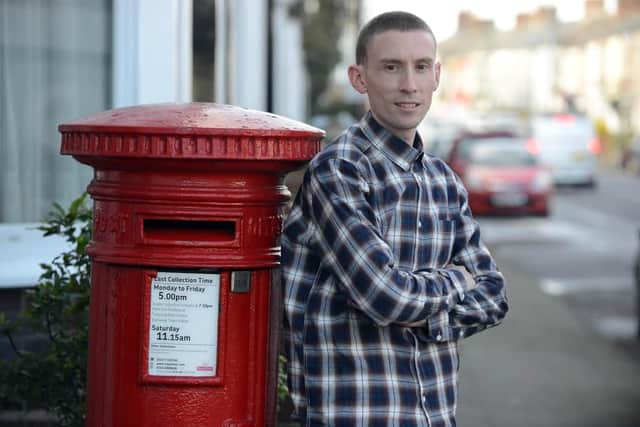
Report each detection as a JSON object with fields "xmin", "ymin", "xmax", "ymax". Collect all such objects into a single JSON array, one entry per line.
[{"xmin": 282, "ymin": 112, "xmax": 508, "ymax": 427}]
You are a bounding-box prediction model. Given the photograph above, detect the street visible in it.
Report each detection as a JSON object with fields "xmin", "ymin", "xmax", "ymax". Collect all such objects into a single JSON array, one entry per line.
[{"xmin": 458, "ymin": 167, "xmax": 640, "ymax": 426}]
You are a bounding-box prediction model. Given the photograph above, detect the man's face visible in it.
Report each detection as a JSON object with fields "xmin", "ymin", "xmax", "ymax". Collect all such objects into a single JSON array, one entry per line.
[{"xmin": 349, "ymin": 30, "xmax": 440, "ymax": 144}]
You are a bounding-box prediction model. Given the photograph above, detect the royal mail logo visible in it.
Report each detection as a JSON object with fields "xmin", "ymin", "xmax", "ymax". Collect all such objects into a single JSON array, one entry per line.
[{"xmin": 94, "ymin": 209, "xmax": 128, "ymax": 235}]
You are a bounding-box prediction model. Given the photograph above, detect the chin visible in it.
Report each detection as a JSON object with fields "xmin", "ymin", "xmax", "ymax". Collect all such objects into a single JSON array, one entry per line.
[{"xmin": 398, "ymin": 117, "xmax": 425, "ymax": 130}]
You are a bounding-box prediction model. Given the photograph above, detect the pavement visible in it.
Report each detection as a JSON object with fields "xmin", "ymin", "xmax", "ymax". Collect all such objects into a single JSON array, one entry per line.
[
  {"xmin": 278, "ymin": 257, "xmax": 640, "ymax": 427},
  {"xmin": 457, "ymin": 259, "xmax": 640, "ymax": 427}
]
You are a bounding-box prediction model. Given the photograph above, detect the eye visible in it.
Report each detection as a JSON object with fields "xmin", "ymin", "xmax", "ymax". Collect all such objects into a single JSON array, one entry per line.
[
  {"xmin": 416, "ymin": 63, "xmax": 431, "ymax": 72},
  {"xmin": 383, "ymin": 63, "xmax": 398, "ymax": 72}
]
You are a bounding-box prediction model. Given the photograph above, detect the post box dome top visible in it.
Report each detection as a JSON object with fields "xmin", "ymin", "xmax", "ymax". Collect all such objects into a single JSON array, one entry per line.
[
  {"xmin": 59, "ymin": 103, "xmax": 324, "ymax": 138},
  {"xmin": 59, "ymin": 103, "xmax": 324, "ymax": 163}
]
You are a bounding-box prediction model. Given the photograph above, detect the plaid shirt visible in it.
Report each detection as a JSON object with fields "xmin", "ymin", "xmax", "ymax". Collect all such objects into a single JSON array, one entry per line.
[{"xmin": 282, "ymin": 112, "xmax": 508, "ymax": 427}]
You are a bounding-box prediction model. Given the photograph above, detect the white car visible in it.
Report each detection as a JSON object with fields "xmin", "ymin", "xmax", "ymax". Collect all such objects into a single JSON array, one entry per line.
[{"xmin": 529, "ymin": 114, "xmax": 600, "ymax": 187}]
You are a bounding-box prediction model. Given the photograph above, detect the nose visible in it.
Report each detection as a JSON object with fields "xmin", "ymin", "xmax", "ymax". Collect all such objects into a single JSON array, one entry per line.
[{"xmin": 400, "ymin": 69, "xmax": 417, "ymax": 93}]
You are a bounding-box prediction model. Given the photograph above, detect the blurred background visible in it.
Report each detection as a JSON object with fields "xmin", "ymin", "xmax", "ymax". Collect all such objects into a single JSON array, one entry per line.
[{"xmin": 1, "ymin": 0, "xmax": 640, "ymax": 425}]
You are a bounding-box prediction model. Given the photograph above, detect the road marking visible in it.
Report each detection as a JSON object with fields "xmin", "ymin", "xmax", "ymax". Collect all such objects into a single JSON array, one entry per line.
[
  {"xmin": 540, "ymin": 276, "xmax": 633, "ymax": 296},
  {"xmin": 479, "ymin": 218, "xmax": 568, "ymax": 245},
  {"xmin": 480, "ymin": 216, "xmax": 637, "ymax": 255},
  {"xmin": 592, "ymin": 316, "xmax": 638, "ymax": 340}
]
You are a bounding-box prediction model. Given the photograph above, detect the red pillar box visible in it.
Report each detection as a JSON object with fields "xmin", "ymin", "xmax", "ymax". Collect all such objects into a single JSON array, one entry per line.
[{"xmin": 59, "ymin": 103, "xmax": 322, "ymax": 426}]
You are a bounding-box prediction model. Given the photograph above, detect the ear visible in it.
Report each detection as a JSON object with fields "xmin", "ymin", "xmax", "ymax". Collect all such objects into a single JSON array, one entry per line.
[
  {"xmin": 434, "ymin": 62, "xmax": 441, "ymax": 91},
  {"xmin": 348, "ymin": 64, "xmax": 367, "ymax": 94}
]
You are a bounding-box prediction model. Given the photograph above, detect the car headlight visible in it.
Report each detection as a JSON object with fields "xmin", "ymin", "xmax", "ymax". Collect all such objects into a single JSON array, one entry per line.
[
  {"xmin": 465, "ymin": 168, "xmax": 485, "ymax": 192},
  {"xmin": 530, "ymin": 170, "xmax": 552, "ymax": 192}
]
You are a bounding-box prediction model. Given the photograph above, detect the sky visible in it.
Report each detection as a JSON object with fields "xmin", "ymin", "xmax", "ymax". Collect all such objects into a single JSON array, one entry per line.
[{"xmin": 364, "ymin": 0, "xmax": 618, "ymax": 41}]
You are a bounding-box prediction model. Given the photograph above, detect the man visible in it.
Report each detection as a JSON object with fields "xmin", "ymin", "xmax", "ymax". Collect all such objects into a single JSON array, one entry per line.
[{"xmin": 282, "ymin": 11, "xmax": 508, "ymax": 427}]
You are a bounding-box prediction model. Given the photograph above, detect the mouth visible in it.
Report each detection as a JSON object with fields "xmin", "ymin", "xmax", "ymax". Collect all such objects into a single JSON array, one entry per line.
[{"xmin": 394, "ymin": 102, "xmax": 421, "ymax": 110}]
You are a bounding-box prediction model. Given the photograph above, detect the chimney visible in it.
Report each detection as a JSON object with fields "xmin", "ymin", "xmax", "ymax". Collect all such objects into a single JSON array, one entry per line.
[
  {"xmin": 457, "ymin": 11, "xmax": 475, "ymax": 31},
  {"xmin": 516, "ymin": 6, "xmax": 557, "ymax": 29},
  {"xmin": 618, "ymin": 0, "xmax": 640, "ymax": 16},
  {"xmin": 585, "ymin": 0, "xmax": 605, "ymax": 20},
  {"xmin": 457, "ymin": 11, "xmax": 495, "ymax": 33},
  {"xmin": 516, "ymin": 13, "xmax": 532, "ymax": 29},
  {"xmin": 535, "ymin": 6, "xmax": 557, "ymax": 24}
]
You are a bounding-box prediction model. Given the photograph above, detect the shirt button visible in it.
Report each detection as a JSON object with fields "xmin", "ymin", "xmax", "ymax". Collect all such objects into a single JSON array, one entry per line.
[
  {"xmin": 418, "ymin": 220, "xmax": 423, "ymax": 228},
  {"xmin": 436, "ymin": 334, "xmax": 443, "ymax": 341}
]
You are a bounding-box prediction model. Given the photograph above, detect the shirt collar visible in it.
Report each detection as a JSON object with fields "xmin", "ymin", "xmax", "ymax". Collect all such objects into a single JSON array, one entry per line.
[{"xmin": 358, "ymin": 111, "xmax": 424, "ymax": 171}]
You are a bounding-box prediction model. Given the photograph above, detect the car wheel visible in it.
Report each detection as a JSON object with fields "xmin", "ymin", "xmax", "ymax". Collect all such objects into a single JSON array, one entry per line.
[{"xmin": 579, "ymin": 179, "xmax": 597, "ymax": 189}]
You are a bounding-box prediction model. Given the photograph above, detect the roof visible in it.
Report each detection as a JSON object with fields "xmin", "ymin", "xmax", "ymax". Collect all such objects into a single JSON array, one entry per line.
[{"xmin": 441, "ymin": 14, "xmax": 640, "ymax": 56}]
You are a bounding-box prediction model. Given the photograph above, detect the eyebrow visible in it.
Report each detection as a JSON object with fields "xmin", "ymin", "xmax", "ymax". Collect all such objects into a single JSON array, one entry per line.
[{"xmin": 379, "ymin": 58, "xmax": 434, "ymax": 65}]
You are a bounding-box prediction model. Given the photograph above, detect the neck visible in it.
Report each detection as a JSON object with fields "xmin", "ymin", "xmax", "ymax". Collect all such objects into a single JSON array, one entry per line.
[
  {"xmin": 369, "ymin": 112, "xmax": 416, "ymax": 145},
  {"xmin": 399, "ymin": 131, "xmax": 417, "ymax": 146}
]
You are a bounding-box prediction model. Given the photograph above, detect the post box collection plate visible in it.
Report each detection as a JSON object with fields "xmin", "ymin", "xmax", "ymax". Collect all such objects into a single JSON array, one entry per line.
[{"xmin": 147, "ymin": 271, "xmax": 220, "ymax": 377}]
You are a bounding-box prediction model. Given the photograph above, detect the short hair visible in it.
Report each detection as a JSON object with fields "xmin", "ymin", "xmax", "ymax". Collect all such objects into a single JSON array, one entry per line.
[{"xmin": 356, "ymin": 11, "xmax": 436, "ymax": 65}]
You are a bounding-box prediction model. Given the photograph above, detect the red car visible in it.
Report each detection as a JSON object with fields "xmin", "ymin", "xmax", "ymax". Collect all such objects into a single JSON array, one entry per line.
[{"xmin": 446, "ymin": 133, "xmax": 552, "ymax": 216}]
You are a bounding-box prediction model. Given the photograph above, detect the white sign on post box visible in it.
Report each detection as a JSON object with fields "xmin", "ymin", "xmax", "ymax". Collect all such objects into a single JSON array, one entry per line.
[{"xmin": 148, "ymin": 271, "xmax": 220, "ymax": 377}]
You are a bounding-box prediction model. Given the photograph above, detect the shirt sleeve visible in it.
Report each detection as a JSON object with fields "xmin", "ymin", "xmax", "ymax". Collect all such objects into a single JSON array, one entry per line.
[
  {"xmin": 445, "ymin": 179, "xmax": 509, "ymax": 339},
  {"xmin": 305, "ymin": 157, "xmax": 464, "ymax": 327}
]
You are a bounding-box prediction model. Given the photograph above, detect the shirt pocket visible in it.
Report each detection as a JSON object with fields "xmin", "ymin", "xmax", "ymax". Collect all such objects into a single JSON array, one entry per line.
[{"xmin": 433, "ymin": 210, "xmax": 457, "ymax": 267}]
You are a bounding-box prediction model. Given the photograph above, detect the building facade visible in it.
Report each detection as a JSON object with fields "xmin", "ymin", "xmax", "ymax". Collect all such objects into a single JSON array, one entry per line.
[
  {"xmin": 439, "ymin": 1, "xmax": 640, "ymax": 140},
  {"xmin": 1, "ymin": 0, "xmax": 308, "ymax": 224}
]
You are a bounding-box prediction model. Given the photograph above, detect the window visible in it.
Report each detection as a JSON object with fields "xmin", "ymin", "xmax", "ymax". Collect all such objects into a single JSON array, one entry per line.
[
  {"xmin": 192, "ymin": 0, "xmax": 216, "ymax": 102},
  {"xmin": 0, "ymin": 0, "xmax": 112, "ymax": 222}
]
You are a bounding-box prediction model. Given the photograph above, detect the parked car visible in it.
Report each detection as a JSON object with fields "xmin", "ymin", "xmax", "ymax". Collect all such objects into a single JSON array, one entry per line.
[
  {"xmin": 447, "ymin": 130, "xmax": 518, "ymax": 171},
  {"xmin": 635, "ymin": 230, "xmax": 640, "ymax": 338},
  {"xmin": 446, "ymin": 133, "xmax": 552, "ymax": 216},
  {"xmin": 420, "ymin": 118, "xmax": 464, "ymax": 161},
  {"xmin": 621, "ymin": 135, "xmax": 640, "ymax": 175},
  {"xmin": 528, "ymin": 113, "xmax": 600, "ymax": 187}
]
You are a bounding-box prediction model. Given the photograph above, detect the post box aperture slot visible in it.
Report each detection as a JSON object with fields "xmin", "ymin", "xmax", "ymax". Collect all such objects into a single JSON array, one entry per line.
[{"xmin": 144, "ymin": 219, "xmax": 236, "ymax": 242}]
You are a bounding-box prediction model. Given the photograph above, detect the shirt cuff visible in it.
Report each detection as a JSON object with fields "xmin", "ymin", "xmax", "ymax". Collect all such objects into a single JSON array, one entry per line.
[
  {"xmin": 440, "ymin": 269, "xmax": 467, "ymax": 303},
  {"xmin": 425, "ymin": 311, "xmax": 453, "ymax": 342},
  {"xmin": 418, "ymin": 270, "xmax": 467, "ymax": 343}
]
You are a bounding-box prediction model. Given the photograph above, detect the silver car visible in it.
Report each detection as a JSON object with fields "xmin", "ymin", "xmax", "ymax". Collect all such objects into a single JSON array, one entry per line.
[{"xmin": 529, "ymin": 114, "xmax": 600, "ymax": 187}]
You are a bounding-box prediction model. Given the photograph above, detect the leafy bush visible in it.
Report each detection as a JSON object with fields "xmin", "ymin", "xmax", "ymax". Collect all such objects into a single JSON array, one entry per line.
[{"xmin": 0, "ymin": 194, "xmax": 92, "ymax": 427}]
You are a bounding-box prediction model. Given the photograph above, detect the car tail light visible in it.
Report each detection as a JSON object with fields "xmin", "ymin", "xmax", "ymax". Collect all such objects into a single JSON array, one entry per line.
[
  {"xmin": 526, "ymin": 138, "xmax": 540, "ymax": 155},
  {"xmin": 553, "ymin": 114, "xmax": 575, "ymax": 123},
  {"xmin": 588, "ymin": 138, "xmax": 602, "ymax": 155}
]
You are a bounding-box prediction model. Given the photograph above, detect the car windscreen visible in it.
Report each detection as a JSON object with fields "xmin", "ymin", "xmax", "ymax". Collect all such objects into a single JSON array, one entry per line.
[
  {"xmin": 460, "ymin": 137, "xmax": 522, "ymax": 159},
  {"xmin": 531, "ymin": 117, "xmax": 594, "ymax": 146},
  {"xmin": 467, "ymin": 141, "xmax": 537, "ymax": 167}
]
